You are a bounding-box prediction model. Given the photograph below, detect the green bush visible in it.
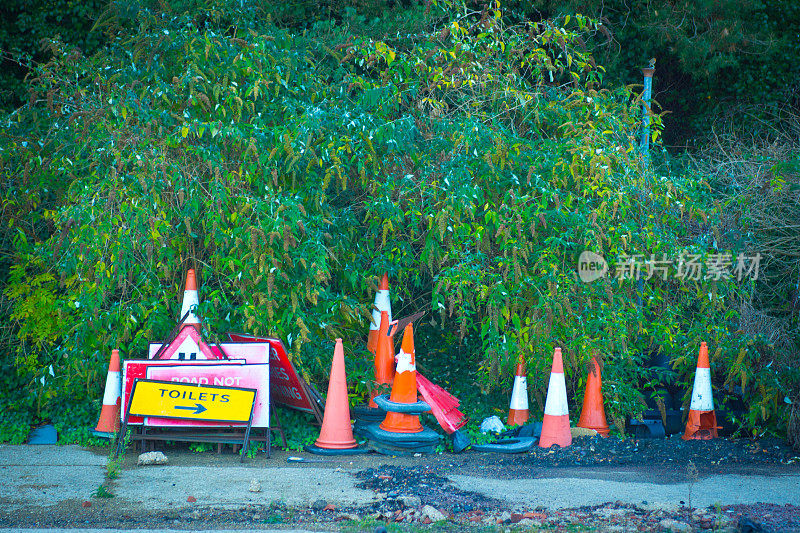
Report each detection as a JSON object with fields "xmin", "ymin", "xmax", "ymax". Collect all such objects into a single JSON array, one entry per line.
[{"xmin": 0, "ymin": 0, "xmax": 784, "ymax": 441}]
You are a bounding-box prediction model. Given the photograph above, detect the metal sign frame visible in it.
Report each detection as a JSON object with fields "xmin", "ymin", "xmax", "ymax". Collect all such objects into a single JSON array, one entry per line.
[{"xmin": 115, "ymin": 378, "xmax": 257, "ymax": 463}]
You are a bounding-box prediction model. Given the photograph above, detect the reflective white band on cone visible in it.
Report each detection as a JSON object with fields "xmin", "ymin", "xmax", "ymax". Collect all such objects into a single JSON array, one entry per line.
[
  {"xmin": 180, "ymin": 290, "xmax": 200, "ymax": 324},
  {"xmin": 689, "ymin": 367, "xmax": 714, "ymax": 411},
  {"xmin": 509, "ymin": 376, "xmax": 529, "ymax": 410},
  {"xmin": 102, "ymin": 371, "xmax": 121, "ymax": 405},
  {"xmin": 370, "ymin": 290, "xmax": 391, "ymax": 331},
  {"xmin": 395, "ymin": 349, "xmax": 415, "ymax": 374},
  {"xmin": 543, "ymin": 372, "xmax": 568, "ymax": 416}
]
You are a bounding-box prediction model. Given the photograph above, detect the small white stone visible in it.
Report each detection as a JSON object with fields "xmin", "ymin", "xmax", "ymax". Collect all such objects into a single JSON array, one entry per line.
[
  {"xmin": 421, "ymin": 505, "xmax": 447, "ymax": 522},
  {"xmin": 137, "ymin": 451, "xmax": 168, "ymax": 466},
  {"xmin": 658, "ymin": 518, "xmax": 693, "ymax": 533},
  {"xmin": 248, "ymin": 479, "xmax": 262, "ymax": 492}
]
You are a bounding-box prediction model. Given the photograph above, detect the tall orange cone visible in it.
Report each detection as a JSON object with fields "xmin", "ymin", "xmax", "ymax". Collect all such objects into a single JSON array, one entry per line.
[
  {"xmin": 683, "ymin": 342, "xmax": 718, "ymax": 440},
  {"xmin": 508, "ymin": 353, "xmax": 530, "ymax": 426},
  {"xmin": 539, "ymin": 348, "xmax": 572, "ymax": 448},
  {"xmin": 577, "ymin": 355, "xmax": 609, "ymax": 436},
  {"xmin": 369, "ymin": 310, "xmax": 395, "ymax": 408},
  {"xmin": 313, "ymin": 339, "xmax": 358, "ymax": 449},
  {"xmin": 179, "ymin": 269, "xmax": 201, "ymax": 330},
  {"xmin": 94, "ymin": 349, "xmax": 121, "ymax": 435},
  {"xmin": 366, "ymin": 273, "xmax": 392, "ymax": 354},
  {"xmin": 379, "ymin": 324, "xmax": 424, "ymax": 433}
]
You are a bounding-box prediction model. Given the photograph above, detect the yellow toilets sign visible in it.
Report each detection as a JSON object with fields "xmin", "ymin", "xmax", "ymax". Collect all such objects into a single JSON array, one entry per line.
[{"xmin": 128, "ymin": 379, "xmax": 256, "ymax": 422}]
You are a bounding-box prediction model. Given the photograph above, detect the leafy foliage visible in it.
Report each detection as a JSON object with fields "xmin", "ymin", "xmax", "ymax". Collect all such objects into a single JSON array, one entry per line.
[
  {"xmin": 522, "ymin": 0, "xmax": 800, "ymax": 146},
  {"xmin": 0, "ymin": 0, "xmax": 787, "ymax": 442}
]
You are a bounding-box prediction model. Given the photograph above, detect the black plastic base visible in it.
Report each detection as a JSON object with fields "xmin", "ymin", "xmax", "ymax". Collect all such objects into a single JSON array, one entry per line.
[
  {"xmin": 361, "ymin": 422, "xmax": 440, "ymax": 454},
  {"xmin": 352, "ymin": 405, "xmax": 387, "ymax": 423},
  {"xmin": 472, "ymin": 437, "xmax": 537, "ymax": 453},
  {"xmin": 373, "ymin": 394, "xmax": 430, "ymax": 414},
  {"xmin": 368, "ymin": 441, "xmax": 439, "ymax": 455},
  {"xmin": 627, "ymin": 418, "xmax": 666, "ymax": 439},
  {"xmin": 304, "ymin": 444, "xmax": 368, "ymax": 456},
  {"xmin": 451, "ymin": 429, "xmax": 471, "ymax": 453}
]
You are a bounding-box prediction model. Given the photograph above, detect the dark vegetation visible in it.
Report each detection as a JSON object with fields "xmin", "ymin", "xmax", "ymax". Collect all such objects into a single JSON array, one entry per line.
[{"xmin": 0, "ymin": 0, "xmax": 798, "ymax": 448}]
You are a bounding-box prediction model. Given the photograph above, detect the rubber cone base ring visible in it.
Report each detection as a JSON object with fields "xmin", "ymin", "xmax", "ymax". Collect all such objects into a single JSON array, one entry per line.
[
  {"xmin": 361, "ymin": 422, "xmax": 439, "ymax": 449},
  {"xmin": 304, "ymin": 444, "xmax": 367, "ymax": 456},
  {"xmin": 473, "ymin": 437, "xmax": 537, "ymax": 454},
  {"xmin": 352, "ymin": 405, "xmax": 387, "ymax": 423},
  {"xmin": 373, "ymin": 395, "xmax": 431, "ymax": 414},
  {"xmin": 368, "ymin": 442, "xmax": 438, "ymax": 455},
  {"xmin": 91, "ymin": 430, "xmax": 115, "ymax": 439}
]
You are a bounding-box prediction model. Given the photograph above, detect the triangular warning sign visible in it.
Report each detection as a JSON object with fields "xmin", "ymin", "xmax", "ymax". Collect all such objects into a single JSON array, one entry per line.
[{"xmin": 152, "ymin": 325, "xmax": 218, "ymax": 361}]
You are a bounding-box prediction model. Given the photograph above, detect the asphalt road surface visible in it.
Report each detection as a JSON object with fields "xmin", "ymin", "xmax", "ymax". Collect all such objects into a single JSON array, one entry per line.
[{"xmin": 1, "ymin": 443, "xmax": 798, "ymax": 531}]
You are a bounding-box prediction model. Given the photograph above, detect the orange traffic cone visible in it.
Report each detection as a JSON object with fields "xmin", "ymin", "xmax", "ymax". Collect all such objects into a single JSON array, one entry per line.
[
  {"xmin": 313, "ymin": 339, "xmax": 358, "ymax": 449},
  {"xmin": 369, "ymin": 310, "xmax": 395, "ymax": 408},
  {"xmin": 508, "ymin": 353, "xmax": 530, "ymax": 426},
  {"xmin": 179, "ymin": 269, "xmax": 201, "ymax": 330},
  {"xmin": 577, "ymin": 355, "xmax": 609, "ymax": 436},
  {"xmin": 366, "ymin": 273, "xmax": 392, "ymax": 354},
  {"xmin": 539, "ymin": 348, "xmax": 572, "ymax": 448},
  {"xmin": 379, "ymin": 324, "xmax": 424, "ymax": 433},
  {"xmin": 94, "ymin": 349, "xmax": 121, "ymax": 435},
  {"xmin": 683, "ymin": 342, "xmax": 718, "ymax": 440}
]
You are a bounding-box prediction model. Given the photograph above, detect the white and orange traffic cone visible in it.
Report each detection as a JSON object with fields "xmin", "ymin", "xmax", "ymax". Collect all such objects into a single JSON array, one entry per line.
[
  {"xmin": 366, "ymin": 273, "xmax": 392, "ymax": 355},
  {"xmin": 508, "ymin": 353, "xmax": 530, "ymax": 426},
  {"xmin": 179, "ymin": 269, "xmax": 201, "ymax": 330},
  {"xmin": 379, "ymin": 323, "xmax": 425, "ymax": 433},
  {"xmin": 539, "ymin": 348, "xmax": 572, "ymax": 448},
  {"xmin": 93, "ymin": 349, "xmax": 121, "ymax": 436},
  {"xmin": 368, "ymin": 310, "xmax": 395, "ymax": 408},
  {"xmin": 683, "ymin": 342, "xmax": 719, "ymax": 440}
]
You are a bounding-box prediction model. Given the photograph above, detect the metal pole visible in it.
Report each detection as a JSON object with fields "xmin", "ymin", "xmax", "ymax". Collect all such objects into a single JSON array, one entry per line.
[{"xmin": 640, "ymin": 65, "xmax": 655, "ymax": 167}]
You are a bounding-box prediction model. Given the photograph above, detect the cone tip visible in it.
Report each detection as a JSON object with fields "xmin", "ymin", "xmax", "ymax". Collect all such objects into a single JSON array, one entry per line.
[
  {"xmin": 379, "ymin": 273, "xmax": 389, "ymax": 290},
  {"xmin": 109, "ymin": 348, "xmax": 121, "ymax": 371},
  {"xmin": 185, "ymin": 269, "xmax": 197, "ymax": 291},
  {"xmin": 552, "ymin": 348, "xmax": 563, "ymax": 373},
  {"xmin": 697, "ymin": 341, "xmax": 710, "ymax": 368},
  {"xmin": 401, "ymin": 323, "xmax": 415, "ymax": 354},
  {"xmin": 589, "ymin": 355, "xmax": 600, "ymax": 377},
  {"xmin": 515, "ymin": 352, "xmax": 526, "ymax": 375}
]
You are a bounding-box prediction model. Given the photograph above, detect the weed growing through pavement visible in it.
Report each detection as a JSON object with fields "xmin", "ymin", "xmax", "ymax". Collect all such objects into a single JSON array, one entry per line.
[
  {"xmin": 686, "ymin": 460, "xmax": 699, "ymax": 522},
  {"xmin": 106, "ymin": 456, "xmax": 121, "ymax": 479},
  {"xmin": 714, "ymin": 502, "xmax": 724, "ymax": 530},
  {"xmin": 93, "ymin": 484, "xmax": 114, "ymax": 498},
  {"xmin": 105, "ymin": 431, "xmax": 125, "ymax": 483}
]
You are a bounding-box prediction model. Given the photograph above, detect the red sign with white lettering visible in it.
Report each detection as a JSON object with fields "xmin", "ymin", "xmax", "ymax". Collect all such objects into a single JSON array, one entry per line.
[
  {"xmin": 145, "ymin": 363, "xmax": 269, "ymax": 427},
  {"xmin": 227, "ymin": 333, "xmax": 319, "ymax": 415}
]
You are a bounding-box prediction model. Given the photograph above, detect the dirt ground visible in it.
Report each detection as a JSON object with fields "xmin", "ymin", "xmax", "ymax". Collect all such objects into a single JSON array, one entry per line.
[{"xmin": 1, "ymin": 434, "xmax": 799, "ymax": 532}]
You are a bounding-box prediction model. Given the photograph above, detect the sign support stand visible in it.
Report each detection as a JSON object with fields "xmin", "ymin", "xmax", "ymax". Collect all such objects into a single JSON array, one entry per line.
[{"xmin": 115, "ymin": 379, "xmax": 258, "ymax": 461}]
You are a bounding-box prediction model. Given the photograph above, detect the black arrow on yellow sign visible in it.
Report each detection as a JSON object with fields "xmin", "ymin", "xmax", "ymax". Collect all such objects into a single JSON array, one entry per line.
[{"xmin": 175, "ymin": 403, "xmax": 207, "ymax": 415}]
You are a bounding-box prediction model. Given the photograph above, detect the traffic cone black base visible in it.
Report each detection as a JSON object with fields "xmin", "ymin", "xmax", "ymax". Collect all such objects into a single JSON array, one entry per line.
[
  {"xmin": 472, "ymin": 438, "xmax": 537, "ymax": 454},
  {"xmin": 304, "ymin": 444, "xmax": 367, "ymax": 456},
  {"xmin": 373, "ymin": 394, "xmax": 431, "ymax": 414},
  {"xmin": 352, "ymin": 405, "xmax": 387, "ymax": 422},
  {"xmin": 362, "ymin": 423, "xmax": 439, "ymax": 454}
]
